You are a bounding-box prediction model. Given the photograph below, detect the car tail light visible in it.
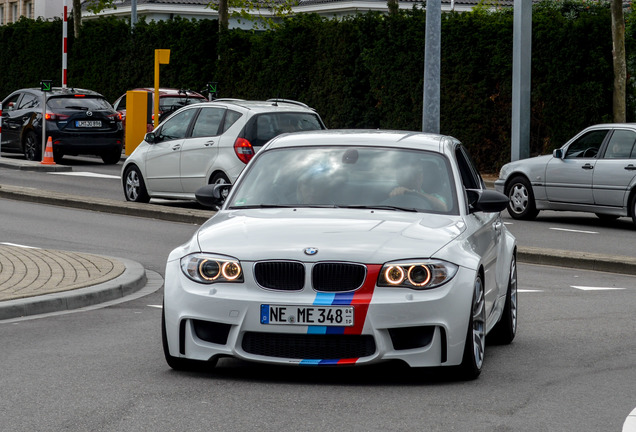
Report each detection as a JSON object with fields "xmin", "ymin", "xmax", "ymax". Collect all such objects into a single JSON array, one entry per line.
[
  {"xmin": 234, "ymin": 138, "xmax": 255, "ymax": 164},
  {"xmin": 45, "ymin": 112, "xmax": 70, "ymax": 121},
  {"xmin": 108, "ymin": 113, "xmax": 123, "ymax": 121}
]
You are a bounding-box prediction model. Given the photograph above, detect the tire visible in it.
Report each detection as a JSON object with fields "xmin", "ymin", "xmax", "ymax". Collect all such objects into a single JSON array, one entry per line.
[
  {"xmin": 161, "ymin": 304, "xmax": 216, "ymax": 372},
  {"xmin": 123, "ymin": 165, "xmax": 150, "ymax": 203},
  {"xmin": 505, "ymin": 176, "xmax": 539, "ymax": 220},
  {"xmin": 23, "ymin": 131, "xmax": 41, "ymax": 161},
  {"xmin": 101, "ymin": 147, "xmax": 122, "ymax": 165},
  {"xmin": 458, "ymin": 274, "xmax": 486, "ymax": 380},
  {"xmin": 210, "ymin": 172, "xmax": 230, "ymax": 185},
  {"xmin": 631, "ymin": 193, "xmax": 636, "ymax": 228},
  {"xmin": 53, "ymin": 148, "xmax": 64, "ymax": 164},
  {"xmin": 489, "ymin": 254, "xmax": 518, "ymax": 345}
]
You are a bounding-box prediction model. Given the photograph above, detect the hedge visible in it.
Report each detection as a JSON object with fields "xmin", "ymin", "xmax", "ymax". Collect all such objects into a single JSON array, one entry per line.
[{"xmin": 0, "ymin": 1, "xmax": 632, "ymax": 173}]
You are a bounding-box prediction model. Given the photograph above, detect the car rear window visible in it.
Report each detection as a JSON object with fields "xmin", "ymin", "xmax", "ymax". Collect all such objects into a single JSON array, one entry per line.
[
  {"xmin": 159, "ymin": 96, "xmax": 205, "ymax": 112},
  {"xmin": 245, "ymin": 112, "xmax": 325, "ymax": 146},
  {"xmin": 48, "ymin": 96, "xmax": 112, "ymax": 111}
]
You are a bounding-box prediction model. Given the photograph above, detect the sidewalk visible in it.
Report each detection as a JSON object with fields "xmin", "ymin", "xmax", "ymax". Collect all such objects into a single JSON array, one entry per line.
[{"xmin": 0, "ymin": 244, "xmax": 148, "ymax": 320}]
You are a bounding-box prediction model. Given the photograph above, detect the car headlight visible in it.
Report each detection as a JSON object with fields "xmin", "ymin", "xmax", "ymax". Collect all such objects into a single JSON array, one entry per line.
[
  {"xmin": 180, "ymin": 253, "xmax": 243, "ymax": 284},
  {"xmin": 377, "ymin": 260, "xmax": 458, "ymax": 289}
]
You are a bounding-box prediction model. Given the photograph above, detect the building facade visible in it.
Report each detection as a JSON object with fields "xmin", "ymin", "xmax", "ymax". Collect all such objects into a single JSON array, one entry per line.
[{"xmin": 0, "ymin": 0, "xmax": 64, "ymax": 25}]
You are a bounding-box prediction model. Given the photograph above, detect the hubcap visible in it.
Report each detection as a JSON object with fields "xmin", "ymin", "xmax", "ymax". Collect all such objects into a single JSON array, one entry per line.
[
  {"xmin": 472, "ymin": 277, "xmax": 486, "ymax": 369},
  {"xmin": 509, "ymin": 184, "xmax": 528, "ymax": 214},
  {"xmin": 126, "ymin": 171, "xmax": 140, "ymax": 201}
]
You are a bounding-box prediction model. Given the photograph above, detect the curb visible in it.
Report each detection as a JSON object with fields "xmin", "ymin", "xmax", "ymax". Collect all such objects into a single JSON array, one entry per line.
[{"xmin": 0, "ymin": 258, "xmax": 147, "ymax": 321}]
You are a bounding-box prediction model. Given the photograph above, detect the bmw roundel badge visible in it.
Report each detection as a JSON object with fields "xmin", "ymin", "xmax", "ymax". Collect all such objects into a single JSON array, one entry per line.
[{"xmin": 304, "ymin": 247, "xmax": 318, "ymax": 256}]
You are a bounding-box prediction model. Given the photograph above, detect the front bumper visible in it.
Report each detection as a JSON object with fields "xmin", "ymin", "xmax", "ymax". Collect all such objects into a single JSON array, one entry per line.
[{"xmin": 163, "ymin": 260, "xmax": 476, "ymax": 368}]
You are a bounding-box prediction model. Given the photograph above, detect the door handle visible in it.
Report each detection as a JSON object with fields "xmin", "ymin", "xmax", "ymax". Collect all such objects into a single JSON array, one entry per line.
[
  {"xmin": 204, "ymin": 140, "xmax": 215, "ymax": 146},
  {"xmin": 171, "ymin": 145, "xmax": 181, "ymax": 151},
  {"xmin": 581, "ymin": 164, "xmax": 594, "ymax": 170},
  {"xmin": 625, "ymin": 164, "xmax": 636, "ymax": 171}
]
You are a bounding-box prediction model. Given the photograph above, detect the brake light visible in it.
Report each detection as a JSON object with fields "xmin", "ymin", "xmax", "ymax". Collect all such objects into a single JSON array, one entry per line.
[
  {"xmin": 45, "ymin": 112, "xmax": 70, "ymax": 121},
  {"xmin": 74, "ymin": 94, "xmax": 86, "ymax": 97},
  {"xmin": 233, "ymin": 138, "xmax": 255, "ymax": 164},
  {"xmin": 108, "ymin": 113, "xmax": 123, "ymax": 121}
]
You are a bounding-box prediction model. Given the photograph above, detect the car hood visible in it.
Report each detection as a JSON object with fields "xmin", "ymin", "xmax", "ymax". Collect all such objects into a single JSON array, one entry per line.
[{"xmin": 195, "ymin": 208, "xmax": 466, "ymax": 263}]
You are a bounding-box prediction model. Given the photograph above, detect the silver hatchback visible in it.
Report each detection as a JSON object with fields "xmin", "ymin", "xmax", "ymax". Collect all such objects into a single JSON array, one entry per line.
[{"xmin": 495, "ymin": 124, "xmax": 636, "ymax": 226}]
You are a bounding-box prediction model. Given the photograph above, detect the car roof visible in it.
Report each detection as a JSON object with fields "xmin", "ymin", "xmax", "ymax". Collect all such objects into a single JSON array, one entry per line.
[
  {"xmin": 20, "ymin": 87, "xmax": 105, "ymax": 97},
  {"xmin": 263, "ymin": 129, "xmax": 452, "ymax": 152},
  {"xmin": 132, "ymin": 88, "xmax": 206, "ymax": 98},
  {"xmin": 182, "ymin": 99, "xmax": 319, "ymax": 113}
]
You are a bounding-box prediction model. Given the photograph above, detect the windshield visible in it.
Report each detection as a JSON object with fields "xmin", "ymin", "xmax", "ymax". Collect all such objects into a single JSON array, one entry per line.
[
  {"xmin": 159, "ymin": 96, "xmax": 204, "ymax": 112},
  {"xmin": 47, "ymin": 97, "xmax": 112, "ymax": 111},
  {"xmin": 228, "ymin": 146, "xmax": 458, "ymax": 214}
]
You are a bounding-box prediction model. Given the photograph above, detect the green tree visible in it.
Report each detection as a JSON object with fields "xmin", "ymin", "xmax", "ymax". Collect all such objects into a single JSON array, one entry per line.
[
  {"xmin": 207, "ymin": 0, "xmax": 298, "ymax": 31},
  {"xmin": 72, "ymin": 0, "xmax": 117, "ymax": 38}
]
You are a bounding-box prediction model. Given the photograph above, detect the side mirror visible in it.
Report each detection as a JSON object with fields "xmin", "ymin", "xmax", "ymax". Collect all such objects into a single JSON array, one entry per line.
[
  {"xmin": 553, "ymin": 148, "xmax": 563, "ymax": 159},
  {"xmin": 144, "ymin": 132, "xmax": 156, "ymax": 144},
  {"xmin": 195, "ymin": 183, "xmax": 232, "ymax": 208},
  {"xmin": 466, "ymin": 189, "xmax": 509, "ymax": 213}
]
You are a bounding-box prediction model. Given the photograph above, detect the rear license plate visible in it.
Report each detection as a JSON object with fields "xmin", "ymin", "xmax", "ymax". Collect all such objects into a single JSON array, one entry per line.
[
  {"xmin": 261, "ymin": 304, "xmax": 354, "ymax": 326},
  {"xmin": 75, "ymin": 120, "xmax": 102, "ymax": 127}
]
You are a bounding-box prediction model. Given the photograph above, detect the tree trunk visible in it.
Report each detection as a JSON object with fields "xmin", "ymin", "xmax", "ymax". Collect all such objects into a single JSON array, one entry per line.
[
  {"xmin": 611, "ymin": 0, "xmax": 626, "ymax": 123},
  {"xmin": 72, "ymin": 0, "xmax": 82, "ymax": 39},
  {"xmin": 388, "ymin": 0, "xmax": 399, "ymax": 15},
  {"xmin": 218, "ymin": 0, "xmax": 229, "ymax": 32}
]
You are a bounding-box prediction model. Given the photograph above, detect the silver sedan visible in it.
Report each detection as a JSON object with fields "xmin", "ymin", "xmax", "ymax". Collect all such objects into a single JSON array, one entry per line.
[
  {"xmin": 162, "ymin": 130, "xmax": 517, "ymax": 380},
  {"xmin": 495, "ymin": 123, "xmax": 636, "ymax": 225}
]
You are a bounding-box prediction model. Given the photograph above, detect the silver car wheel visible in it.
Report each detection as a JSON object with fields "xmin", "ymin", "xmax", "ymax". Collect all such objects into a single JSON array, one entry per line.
[
  {"xmin": 126, "ymin": 170, "xmax": 141, "ymax": 201},
  {"xmin": 472, "ymin": 276, "xmax": 486, "ymax": 370},
  {"xmin": 509, "ymin": 183, "xmax": 529, "ymax": 215},
  {"xmin": 509, "ymin": 256, "xmax": 518, "ymax": 334}
]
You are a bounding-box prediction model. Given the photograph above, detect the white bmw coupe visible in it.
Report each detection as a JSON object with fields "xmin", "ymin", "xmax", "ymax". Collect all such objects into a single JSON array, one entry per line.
[{"xmin": 162, "ymin": 130, "xmax": 517, "ymax": 379}]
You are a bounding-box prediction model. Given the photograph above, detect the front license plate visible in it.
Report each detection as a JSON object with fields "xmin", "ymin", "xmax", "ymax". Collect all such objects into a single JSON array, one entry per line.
[
  {"xmin": 261, "ymin": 304, "xmax": 354, "ymax": 327},
  {"xmin": 75, "ymin": 120, "xmax": 102, "ymax": 127}
]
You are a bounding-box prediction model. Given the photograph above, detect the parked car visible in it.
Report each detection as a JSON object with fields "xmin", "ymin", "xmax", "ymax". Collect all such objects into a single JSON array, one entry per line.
[
  {"xmin": 162, "ymin": 130, "xmax": 517, "ymax": 379},
  {"xmin": 121, "ymin": 99, "xmax": 327, "ymax": 203},
  {"xmin": 112, "ymin": 88, "xmax": 207, "ymax": 135},
  {"xmin": 1, "ymin": 87, "xmax": 123, "ymax": 164},
  {"xmin": 495, "ymin": 123, "xmax": 636, "ymax": 225}
]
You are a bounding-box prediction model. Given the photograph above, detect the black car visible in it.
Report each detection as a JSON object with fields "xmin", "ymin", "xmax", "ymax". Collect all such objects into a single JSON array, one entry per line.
[{"xmin": 1, "ymin": 87, "xmax": 123, "ymax": 164}]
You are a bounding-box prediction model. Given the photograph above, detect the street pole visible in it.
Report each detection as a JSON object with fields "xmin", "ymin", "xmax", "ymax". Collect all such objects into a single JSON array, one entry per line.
[
  {"xmin": 131, "ymin": 0, "xmax": 137, "ymax": 29},
  {"xmin": 511, "ymin": 0, "xmax": 531, "ymax": 161},
  {"xmin": 62, "ymin": 0, "xmax": 68, "ymax": 88},
  {"xmin": 422, "ymin": 0, "xmax": 441, "ymax": 134}
]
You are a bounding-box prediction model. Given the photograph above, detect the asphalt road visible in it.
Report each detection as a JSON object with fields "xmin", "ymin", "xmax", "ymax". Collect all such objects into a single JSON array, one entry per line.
[{"xmin": 1, "ymin": 155, "xmax": 636, "ymax": 431}]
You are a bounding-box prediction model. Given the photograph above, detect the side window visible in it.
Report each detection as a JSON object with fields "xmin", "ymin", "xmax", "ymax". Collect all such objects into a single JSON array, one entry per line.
[
  {"xmin": 114, "ymin": 95, "xmax": 126, "ymax": 110},
  {"xmin": 564, "ymin": 130, "xmax": 608, "ymax": 159},
  {"xmin": 221, "ymin": 109, "xmax": 242, "ymax": 133},
  {"xmin": 604, "ymin": 130, "xmax": 636, "ymax": 159},
  {"xmin": 455, "ymin": 145, "xmax": 482, "ymax": 190},
  {"xmin": 157, "ymin": 108, "xmax": 196, "ymax": 141},
  {"xmin": 17, "ymin": 94, "xmax": 39, "ymax": 109},
  {"xmin": 191, "ymin": 107, "xmax": 225, "ymax": 138},
  {"xmin": 4, "ymin": 93, "xmax": 22, "ymax": 111}
]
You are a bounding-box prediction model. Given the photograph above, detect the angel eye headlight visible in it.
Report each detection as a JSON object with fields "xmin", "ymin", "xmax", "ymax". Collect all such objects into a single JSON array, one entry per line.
[
  {"xmin": 181, "ymin": 254, "xmax": 243, "ymax": 284},
  {"xmin": 378, "ymin": 260, "xmax": 457, "ymax": 290}
]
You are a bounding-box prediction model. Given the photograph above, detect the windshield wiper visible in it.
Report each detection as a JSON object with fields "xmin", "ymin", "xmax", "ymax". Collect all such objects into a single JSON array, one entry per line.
[{"xmin": 337, "ymin": 205, "xmax": 419, "ymax": 212}]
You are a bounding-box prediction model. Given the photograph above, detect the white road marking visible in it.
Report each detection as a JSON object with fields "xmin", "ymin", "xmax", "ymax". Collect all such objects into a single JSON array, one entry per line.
[
  {"xmin": 0, "ymin": 242, "xmax": 39, "ymax": 249},
  {"xmin": 148, "ymin": 305, "xmax": 163, "ymax": 309},
  {"xmin": 49, "ymin": 172, "xmax": 120, "ymax": 179},
  {"xmin": 550, "ymin": 227, "xmax": 598, "ymax": 234},
  {"xmin": 571, "ymin": 285, "xmax": 626, "ymax": 291},
  {"xmin": 623, "ymin": 407, "xmax": 636, "ymax": 432},
  {"xmin": 518, "ymin": 289, "xmax": 543, "ymax": 293}
]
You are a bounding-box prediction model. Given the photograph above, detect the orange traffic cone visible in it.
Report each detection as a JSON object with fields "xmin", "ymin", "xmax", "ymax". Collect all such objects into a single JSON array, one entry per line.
[{"xmin": 41, "ymin": 136, "xmax": 55, "ymax": 165}]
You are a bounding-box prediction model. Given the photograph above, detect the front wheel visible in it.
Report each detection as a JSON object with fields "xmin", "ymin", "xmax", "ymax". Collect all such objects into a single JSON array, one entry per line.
[
  {"xmin": 458, "ymin": 274, "xmax": 486, "ymax": 380},
  {"xmin": 123, "ymin": 165, "xmax": 150, "ymax": 203},
  {"xmin": 23, "ymin": 131, "xmax": 41, "ymax": 161},
  {"xmin": 630, "ymin": 193, "xmax": 636, "ymax": 228},
  {"xmin": 505, "ymin": 176, "xmax": 539, "ymax": 220}
]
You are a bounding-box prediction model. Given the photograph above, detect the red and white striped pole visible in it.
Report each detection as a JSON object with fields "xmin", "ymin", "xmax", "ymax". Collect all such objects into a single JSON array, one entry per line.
[{"xmin": 62, "ymin": 0, "xmax": 68, "ymax": 88}]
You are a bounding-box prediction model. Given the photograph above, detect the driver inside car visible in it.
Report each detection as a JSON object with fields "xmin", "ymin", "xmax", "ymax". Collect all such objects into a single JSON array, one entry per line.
[{"xmin": 389, "ymin": 162, "xmax": 449, "ymax": 212}]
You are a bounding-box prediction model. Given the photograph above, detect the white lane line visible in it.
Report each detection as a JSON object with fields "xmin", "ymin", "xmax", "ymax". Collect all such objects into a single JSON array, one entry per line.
[
  {"xmin": 148, "ymin": 305, "xmax": 163, "ymax": 309},
  {"xmin": 550, "ymin": 227, "xmax": 598, "ymax": 234},
  {"xmin": 518, "ymin": 289, "xmax": 543, "ymax": 293},
  {"xmin": 571, "ymin": 285, "xmax": 626, "ymax": 291},
  {"xmin": 49, "ymin": 172, "xmax": 120, "ymax": 179},
  {"xmin": 0, "ymin": 242, "xmax": 39, "ymax": 249}
]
